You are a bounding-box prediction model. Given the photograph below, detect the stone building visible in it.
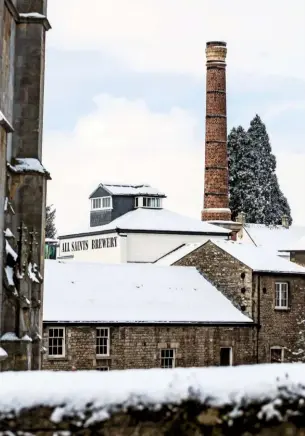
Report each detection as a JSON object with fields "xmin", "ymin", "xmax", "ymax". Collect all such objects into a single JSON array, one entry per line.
[
  {"xmin": 0, "ymin": 0, "xmax": 50, "ymax": 370},
  {"xmin": 42, "ymin": 260, "xmax": 255, "ymax": 370},
  {"xmin": 169, "ymin": 239, "xmax": 305, "ymax": 363}
]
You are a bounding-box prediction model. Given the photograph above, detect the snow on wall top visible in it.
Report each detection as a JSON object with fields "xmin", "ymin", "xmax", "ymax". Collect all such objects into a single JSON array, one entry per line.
[
  {"xmin": 61, "ymin": 208, "xmax": 231, "ymax": 237},
  {"xmin": 154, "ymin": 242, "xmax": 204, "ymax": 265},
  {"xmin": 97, "ymin": 183, "xmax": 165, "ymax": 197},
  {"xmin": 1, "ymin": 364, "xmax": 305, "ymax": 424},
  {"xmin": 213, "ymin": 240, "xmax": 305, "ymax": 274},
  {"xmin": 244, "ymin": 223, "xmax": 305, "ymax": 256},
  {"xmin": 10, "ymin": 158, "xmax": 47, "ymax": 174},
  {"xmin": 44, "ymin": 260, "xmax": 251, "ymax": 323}
]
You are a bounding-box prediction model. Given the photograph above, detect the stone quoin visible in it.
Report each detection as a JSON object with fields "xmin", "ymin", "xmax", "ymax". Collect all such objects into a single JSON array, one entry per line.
[{"xmin": 202, "ymin": 41, "xmax": 231, "ymax": 222}]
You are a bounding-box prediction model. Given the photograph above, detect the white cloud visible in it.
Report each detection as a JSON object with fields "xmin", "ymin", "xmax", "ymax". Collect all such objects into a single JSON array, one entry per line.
[
  {"xmin": 47, "ymin": 0, "xmax": 305, "ymax": 78},
  {"xmin": 44, "ymin": 94, "xmax": 305, "ymax": 233},
  {"xmin": 44, "ymin": 94, "xmax": 204, "ymax": 233},
  {"xmin": 277, "ymin": 152, "xmax": 305, "ymax": 226}
]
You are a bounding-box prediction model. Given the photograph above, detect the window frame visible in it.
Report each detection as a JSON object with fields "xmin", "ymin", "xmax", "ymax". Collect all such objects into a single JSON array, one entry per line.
[
  {"xmin": 91, "ymin": 196, "xmax": 112, "ymax": 211},
  {"xmin": 142, "ymin": 197, "xmax": 162, "ymax": 209},
  {"xmin": 47, "ymin": 326, "xmax": 66, "ymax": 358},
  {"xmin": 270, "ymin": 346, "xmax": 284, "ymax": 363},
  {"xmin": 160, "ymin": 348, "xmax": 176, "ymax": 369},
  {"xmin": 96, "ymin": 327, "xmax": 110, "ymax": 357},
  {"xmin": 275, "ymin": 282, "xmax": 289, "ymax": 309},
  {"xmin": 220, "ymin": 347, "xmax": 233, "ymax": 366}
]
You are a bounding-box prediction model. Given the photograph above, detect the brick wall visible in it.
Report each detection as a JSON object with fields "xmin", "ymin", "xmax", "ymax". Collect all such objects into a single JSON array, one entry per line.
[
  {"xmin": 42, "ymin": 324, "xmax": 256, "ymax": 370},
  {"xmin": 202, "ymin": 41, "xmax": 231, "ymax": 222}
]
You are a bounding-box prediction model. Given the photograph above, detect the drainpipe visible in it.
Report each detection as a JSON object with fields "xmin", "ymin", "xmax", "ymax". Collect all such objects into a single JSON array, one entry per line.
[{"xmin": 256, "ymin": 275, "xmax": 261, "ymax": 364}]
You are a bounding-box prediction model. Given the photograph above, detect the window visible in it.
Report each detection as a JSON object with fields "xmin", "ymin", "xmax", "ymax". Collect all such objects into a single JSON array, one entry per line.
[
  {"xmin": 135, "ymin": 197, "xmax": 139, "ymax": 208},
  {"xmin": 48, "ymin": 327, "xmax": 65, "ymax": 357},
  {"xmin": 161, "ymin": 349, "xmax": 175, "ymax": 368},
  {"xmin": 275, "ymin": 282, "xmax": 289, "ymax": 309},
  {"xmin": 220, "ymin": 347, "xmax": 232, "ymax": 366},
  {"xmin": 96, "ymin": 366, "xmax": 109, "ymax": 371},
  {"xmin": 270, "ymin": 347, "xmax": 284, "ymax": 363},
  {"xmin": 96, "ymin": 328, "xmax": 110, "ymax": 356},
  {"xmin": 143, "ymin": 197, "xmax": 161, "ymax": 208},
  {"xmin": 91, "ymin": 197, "xmax": 112, "ymax": 210}
]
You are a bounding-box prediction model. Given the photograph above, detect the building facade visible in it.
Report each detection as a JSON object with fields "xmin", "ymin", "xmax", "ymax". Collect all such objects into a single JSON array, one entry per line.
[
  {"xmin": 57, "ymin": 183, "xmax": 231, "ymax": 264},
  {"xmin": 0, "ymin": 0, "xmax": 50, "ymax": 370},
  {"xmin": 42, "ymin": 260, "xmax": 255, "ymax": 370},
  {"xmin": 174, "ymin": 240, "xmax": 305, "ymax": 363}
]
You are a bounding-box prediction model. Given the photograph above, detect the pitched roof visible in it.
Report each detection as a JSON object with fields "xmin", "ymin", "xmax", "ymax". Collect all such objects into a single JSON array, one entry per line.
[
  {"xmin": 43, "ymin": 260, "xmax": 252, "ymax": 324},
  {"xmin": 279, "ymin": 236, "xmax": 305, "ymax": 252},
  {"xmin": 93, "ymin": 183, "xmax": 166, "ymax": 197},
  {"xmin": 243, "ymin": 224, "xmax": 305, "ymax": 256},
  {"xmin": 212, "ymin": 240, "xmax": 305, "ymax": 274},
  {"xmin": 60, "ymin": 208, "xmax": 231, "ymax": 238},
  {"xmin": 154, "ymin": 242, "xmax": 204, "ymax": 265}
]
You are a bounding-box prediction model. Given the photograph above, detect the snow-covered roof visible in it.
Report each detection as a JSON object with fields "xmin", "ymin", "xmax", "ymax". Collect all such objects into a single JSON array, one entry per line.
[
  {"xmin": 244, "ymin": 223, "xmax": 305, "ymax": 256},
  {"xmin": 213, "ymin": 240, "xmax": 305, "ymax": 274},
  {"xmin": 279, "ymin": 236, "xmax": 305, "ymax": 252},
  {"xmin": 60, "ymin": 208, "xmax": 231, "ymax": 238},
  {"xmin": 94, "ymin": 183, "xmax": 165, "ymax": 197},
  {"xmin": 1, "ymin": 364, "xmax": 305, "ymax": 426},
  {"xmin": 44, "ymin": 260, "xmax": 251, "ymax": 324},
  {"xmin": 154, "ymin": 242, "xmax": 204, "ymax": 265}
]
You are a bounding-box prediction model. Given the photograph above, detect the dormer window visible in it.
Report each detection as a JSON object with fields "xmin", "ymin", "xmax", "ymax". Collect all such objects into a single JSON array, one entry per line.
[
  {"xmin": 91, "ymin": 197, "xmax": 112, "ymax": 211},
  {"xmin": 135, "ymin": 197, "xmax": 162, "ymax": 209}
]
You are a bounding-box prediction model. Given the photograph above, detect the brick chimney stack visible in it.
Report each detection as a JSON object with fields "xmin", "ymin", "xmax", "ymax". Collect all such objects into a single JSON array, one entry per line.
[{"xmin": 201, "ymin": 41, "xmax": 231, "ymax": 222}]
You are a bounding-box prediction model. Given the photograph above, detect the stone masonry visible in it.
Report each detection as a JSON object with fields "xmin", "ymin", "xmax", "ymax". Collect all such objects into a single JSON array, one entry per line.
[
  {"xmin": 42, "ymin": 324, "xmax": 256, "ymax": 370},
  {"xmin": 175, "ymin": 241, "xmax": 305, "ymax": 363},
  {"xmin": 0, "ymin": 0, "xmax": 51, "ymax": 371},
  {"xmin": 202, "ymin": 41, "xmax": 231, "ymax": 222}
]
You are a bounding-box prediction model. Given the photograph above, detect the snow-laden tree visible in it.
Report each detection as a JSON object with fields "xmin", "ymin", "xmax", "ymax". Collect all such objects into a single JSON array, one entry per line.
[
  {"xmin": 227, "ymin": 115, "xmax": 292, "ymax": 225},
  {"xmin": 45, "ymin": 205, "xmax": 57, "ymax": 239}
]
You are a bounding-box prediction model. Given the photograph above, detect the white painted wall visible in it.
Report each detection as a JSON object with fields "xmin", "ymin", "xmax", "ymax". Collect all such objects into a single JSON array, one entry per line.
[
  {"xmin": 57, "ymin": 233, "xmax": 122, "ymax": 263},
  {"xmin": 126, "ymin": 232, "xmax": 228, "ymax": 263},
  {"xmin": 57, "ymin": 231, "xmax": 228, "ymax": 264}
]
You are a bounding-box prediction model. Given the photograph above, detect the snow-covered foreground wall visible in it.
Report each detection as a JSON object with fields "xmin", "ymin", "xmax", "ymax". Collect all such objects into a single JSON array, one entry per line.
[{"xmin": 1, "ymin": 364, "xmax": 305, "ymax": 435}]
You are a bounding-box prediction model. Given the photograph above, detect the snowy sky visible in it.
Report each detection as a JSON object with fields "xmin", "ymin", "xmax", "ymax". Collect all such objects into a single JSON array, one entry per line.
[{"xmin": 43, "ymin": 0, "xmax": 305, "ymax": 233}]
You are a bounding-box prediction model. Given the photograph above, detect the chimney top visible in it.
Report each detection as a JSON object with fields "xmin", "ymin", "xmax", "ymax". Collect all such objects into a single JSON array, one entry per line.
[
  {"xmin": 206, "ymin": 41, "xmax": 227, "ymax": 47},
  {"xmin": 282, "ymin": 215, "xmax": 289, "ymax": 229}
]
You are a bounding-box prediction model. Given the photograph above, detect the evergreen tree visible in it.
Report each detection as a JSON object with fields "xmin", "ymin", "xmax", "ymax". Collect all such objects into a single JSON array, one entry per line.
[
  {"xmin": 45, "ymin": 205, "xmax": 57, "ymax": 239},
  {"xmin": 227, "ymin": 115, "xmax": 292, "ymax": 225}
]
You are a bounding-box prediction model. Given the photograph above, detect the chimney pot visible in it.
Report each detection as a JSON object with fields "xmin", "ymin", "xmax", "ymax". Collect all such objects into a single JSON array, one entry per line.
[
  {"xmin": 282, "ymin": 215, "xmax": 289, "ymax": 229},
  {"xmin": 236, "ymin": 211, "xmax": 246, "ymax": 225}
]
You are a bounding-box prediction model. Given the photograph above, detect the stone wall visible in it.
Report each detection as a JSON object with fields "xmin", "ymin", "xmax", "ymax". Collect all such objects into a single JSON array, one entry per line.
[
  {"xmin": 291, "ymin": 252, "xmax": 305, "ymax": 267},
  {"xmin": 175, "ymin": 241, "xmax": 254, "ymax": 319},
  {"xmin": 42, "ymin": 324, "xmax": 256, "ymax": 370},
  {"xmin": 175, "ymin": 240, "xmax": 305, "ymax": 364}
]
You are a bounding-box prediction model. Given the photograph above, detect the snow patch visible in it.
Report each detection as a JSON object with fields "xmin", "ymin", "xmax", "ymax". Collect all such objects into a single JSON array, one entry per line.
[
  {"xmin": 12, "ymin": 158, "xmax": 47, "ymax": 174},
  {"xmin": 6, "ymin": 240, "xmax": 17, "ymax": 261},
  {"xmin": 0, "ymin": 110, "xmax": 13, "ymax": 131},
  {"xmin": 0, "ymin": 347, "xmax": 8, "ymax": 360},
  {"xmin": 21, "ymin": 335, "xmax": 32, "ymax": 342},
  {"xmin": 5, "ymin": 266, "xmax": 14, "ymax": 287},
  {"xmin": 28, "ymin": 263, "xmax": 39, "ymax": 283},
  {"xmin": 4, "ymin": 228, "xmax": 14, "ymax": 238},
  {"xmin": 0, "ymin": 332, "xmax": 19, "ymax": 342},
  {"xmin": 19, "ymin": 12, "xmax": 46, "ymax": 19}
]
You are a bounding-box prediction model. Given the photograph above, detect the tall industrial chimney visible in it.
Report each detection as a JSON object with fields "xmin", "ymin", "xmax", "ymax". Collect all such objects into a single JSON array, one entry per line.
[{"xmin": 201, "ymin": 41, "xmax": 231, "ymax": 222}]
